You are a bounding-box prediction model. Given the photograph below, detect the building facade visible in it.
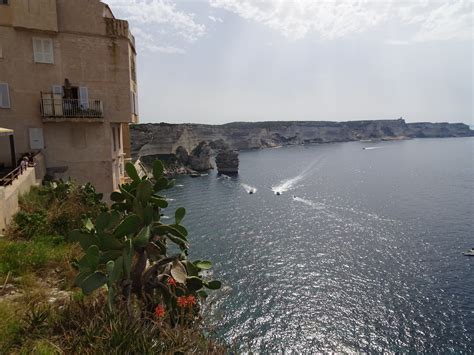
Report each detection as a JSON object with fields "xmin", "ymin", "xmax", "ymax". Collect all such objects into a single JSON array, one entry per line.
[{"xmin": 0, "ymin": 0, "xmax": 138, "ymax": 195}]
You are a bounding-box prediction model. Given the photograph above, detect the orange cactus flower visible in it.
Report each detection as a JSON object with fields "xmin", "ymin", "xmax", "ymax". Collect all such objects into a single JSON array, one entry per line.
[
  {"xmin": 167, "ymin": 277, "xmax": 177, "ymax": 286},
  {"xmin": 155, "ymin": 304, "xmax": 165, "ymax": 318},
  {"xmin": 177, "ymin": 296, "xmax": 188, "ymax": 308},
  {"xmin": 186, "ymin": 295, "xmax": 196, "ymax": 306}
]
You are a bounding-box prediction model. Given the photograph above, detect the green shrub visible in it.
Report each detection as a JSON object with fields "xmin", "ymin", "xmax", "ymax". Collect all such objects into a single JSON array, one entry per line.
[
  {"xmin": 12, "ymin": 210, "xmax": 48, "ymax": 239},
  {"xmin": 8, "ymin": 180, "xmax": 106, "ymax": 241},
  {"xmin": 0, "ymin": 238, "xmax": 72, "ymax": 277}
]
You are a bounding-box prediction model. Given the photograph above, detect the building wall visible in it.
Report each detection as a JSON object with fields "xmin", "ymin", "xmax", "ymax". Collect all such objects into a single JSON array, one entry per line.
[
  {"xmin": 0, "ymin": 0, "xmax": 58, "ymax": 31},
  {"xmin": 0, "ymin": 0, "xmax": 138, "ymax": 195}
]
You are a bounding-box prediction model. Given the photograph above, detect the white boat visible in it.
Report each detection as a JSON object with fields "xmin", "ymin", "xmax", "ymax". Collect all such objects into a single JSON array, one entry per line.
[{"xmin": 463, "ymin": 248, "xmax": 474, "ymax": 256}]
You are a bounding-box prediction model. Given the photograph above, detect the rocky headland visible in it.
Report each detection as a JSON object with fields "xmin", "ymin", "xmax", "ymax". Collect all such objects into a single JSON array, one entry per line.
[{"xmin": 130, "ymin": 118, "xmax": 473, "ymax": 175}]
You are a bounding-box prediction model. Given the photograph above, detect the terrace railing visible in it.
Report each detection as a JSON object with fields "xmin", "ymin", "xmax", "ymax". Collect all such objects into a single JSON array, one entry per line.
[
  {"xmin": 40, "ymin": 98, "xmax": 104, "ymax": 121},
  {"xmin": 0, "ymin": 165, "xmax": 23, "ymax": 187}
]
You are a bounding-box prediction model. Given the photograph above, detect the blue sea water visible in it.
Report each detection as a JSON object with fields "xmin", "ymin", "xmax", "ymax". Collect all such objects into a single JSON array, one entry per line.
[{"xmin": 164, "ymin": 137, "xmax": 474, "ymax": 352}]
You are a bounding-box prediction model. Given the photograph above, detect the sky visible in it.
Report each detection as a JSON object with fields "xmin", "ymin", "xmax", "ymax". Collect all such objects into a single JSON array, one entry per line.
[{"xmin": 106, "ymin": 0, "xmax": 474, "ymax": 125}]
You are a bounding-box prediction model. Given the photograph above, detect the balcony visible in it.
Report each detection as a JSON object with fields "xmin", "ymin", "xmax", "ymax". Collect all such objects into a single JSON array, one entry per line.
[{"xmin": 41, "ymin": 97, "xmax": 104, "ymax": 122}]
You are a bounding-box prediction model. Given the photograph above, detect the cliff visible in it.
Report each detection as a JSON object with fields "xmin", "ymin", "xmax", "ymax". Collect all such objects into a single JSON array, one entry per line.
[{"xmin": 130, "ymin": 119, "xmax": 473, "ymax": 165}]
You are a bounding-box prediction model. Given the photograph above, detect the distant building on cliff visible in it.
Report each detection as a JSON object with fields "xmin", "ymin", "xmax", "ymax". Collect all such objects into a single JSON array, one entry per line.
[{"xmin": 0, "ymin": 0, "xmax": 138, "ymax": 194}]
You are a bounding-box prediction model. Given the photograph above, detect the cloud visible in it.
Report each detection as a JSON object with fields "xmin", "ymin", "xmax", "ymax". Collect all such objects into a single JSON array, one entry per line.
[
  {"xmin": 106, "ymin": 0, "xmax": 206, "ymax": 53},
  {"xmin": 385, "ymin": 39, "xmax": 411, "ymax": 46},
  {"xmin": 408, "ymin": 1, "xmax": 474, "ymax": 42},
  {"xmin": 208, "ymin": 15, "xmax": 224, "ymax": 23},
  {"xmin": 132, "ymin": 28, "xmax": 185, "ymax": 54},
  {"xmin": 209, "ymin": 0, "xmax": 387, "ymax": 40},
  {"xmin": 209, "ymin": 0, "xmax": 473, "ymax": 42}
]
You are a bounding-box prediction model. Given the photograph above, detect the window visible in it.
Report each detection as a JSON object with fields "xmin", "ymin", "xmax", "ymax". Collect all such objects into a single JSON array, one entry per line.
[
  {"xmin": 112, "ymin": 127, "xmax": 117, "ymax": 151},
  {"xmin": 0, "ymin": 83, "xmax": 11, "ymax": 108},
  {"xmin": 33, "ymin": 37, "xmax": 54, "ymax": 63}
]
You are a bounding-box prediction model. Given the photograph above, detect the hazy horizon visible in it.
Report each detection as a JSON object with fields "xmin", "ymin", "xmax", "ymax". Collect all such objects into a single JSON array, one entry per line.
[{"xmin": 107, "ymin": 0, "xmax": 474, "ymax": 126}]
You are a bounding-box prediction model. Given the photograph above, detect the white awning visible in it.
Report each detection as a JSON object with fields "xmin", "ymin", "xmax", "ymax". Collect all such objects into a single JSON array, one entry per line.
[{"xmin": 0, "ymin": 127, "xmax": 14, "ymax": 137}]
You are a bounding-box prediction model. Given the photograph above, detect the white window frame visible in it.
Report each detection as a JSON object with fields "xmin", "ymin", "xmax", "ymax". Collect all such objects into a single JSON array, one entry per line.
[
  {"xmin": 0, "ymin": 83, "xmax": 11, "ymax": 108},
  {"xmin": 33, "ymin": 37, "xmax": 54, "ymax": 64}
]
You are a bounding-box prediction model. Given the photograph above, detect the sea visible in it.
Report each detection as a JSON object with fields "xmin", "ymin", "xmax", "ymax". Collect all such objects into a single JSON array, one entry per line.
[{"xmin": 164, "ymin": 137, "xmax": 474, "ymax": 353}]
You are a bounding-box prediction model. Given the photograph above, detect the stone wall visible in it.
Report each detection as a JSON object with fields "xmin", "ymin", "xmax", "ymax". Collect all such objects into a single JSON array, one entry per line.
[{"xmin": 0, "ymin": 153, "xmax": 46, "ymax": 232}]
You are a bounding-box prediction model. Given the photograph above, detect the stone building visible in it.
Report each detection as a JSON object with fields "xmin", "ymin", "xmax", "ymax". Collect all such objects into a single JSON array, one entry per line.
[{"xmin": 0, "ymin": 0, "xmax": 138, "ymax": 194}]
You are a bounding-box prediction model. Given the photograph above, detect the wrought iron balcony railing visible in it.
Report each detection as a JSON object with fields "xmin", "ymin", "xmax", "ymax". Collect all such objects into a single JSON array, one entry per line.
[{"xmin": 40, "ymin": 98, "xmax": 104, "ymax": 121}]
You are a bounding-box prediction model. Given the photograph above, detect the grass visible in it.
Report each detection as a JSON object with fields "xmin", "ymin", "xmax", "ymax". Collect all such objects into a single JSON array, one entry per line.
[
  {"xmin": 0, "ymin": 238, "xmax": 75, "ymax": 278},
  {"xmin": 0, "ymin": 181, "xmax": 104, "ymax": 281},
  {"xmin": 0, "ymin": 300, "xmax": 22, "ymax": 352},
  {"xmin": 0, "ymin": 181, "xmax": 103, "ymax": 352},
  {"xmin": 0, "ymin": 295, "xmax": 225, "ymax": 354}
]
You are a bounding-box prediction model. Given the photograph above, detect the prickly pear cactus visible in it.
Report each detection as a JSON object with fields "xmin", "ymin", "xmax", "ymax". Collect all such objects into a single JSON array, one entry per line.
[{"xmin": 70, "ymin": 160, "xmax": 221, "ymax": 320}]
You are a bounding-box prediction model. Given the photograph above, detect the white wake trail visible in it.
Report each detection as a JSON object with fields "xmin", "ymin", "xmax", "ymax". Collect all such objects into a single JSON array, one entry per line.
[
  {"xmin": 271, "ymin": 156, "xmax": 324, "ymax": 194},
  {"xmin": 293, "ymin": 197, "xmax": 322, "ymax": 208}
]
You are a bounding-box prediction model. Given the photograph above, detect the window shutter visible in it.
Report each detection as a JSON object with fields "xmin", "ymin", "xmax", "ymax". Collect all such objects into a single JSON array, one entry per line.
[
  {"xmin": 79, "ymin": 87, "xmax": 89, "ymax": 109},
  {"xmin": 33, "ymin": 38, "xmax": 43, "ymax": 62},
  {"xmin": 33, "ymin": 38, "xmax": 54, "ymax": 63},
  {"xmin": 134, "ymin": 92, "xmax": 139, "ymax": 115},
  {"xmin": 43, "ymin": 39, "xmax": 54, "ymax": 63},
  {"xmin": 0, "ymin": 83, "xmax": 11, "ymax": 108}
]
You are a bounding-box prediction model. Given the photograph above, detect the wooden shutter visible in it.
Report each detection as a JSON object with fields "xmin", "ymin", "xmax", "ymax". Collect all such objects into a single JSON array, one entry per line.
[
  {"xmin": 41, "ymin": 92, "xmax": 53, "ymax": 115},
  {"xmin": 43, "ymin": 39, "xmax": 54, "ymax": 63},
  {"xmin": 33, "ymin": 38, "xmax": 43, "ymax": 62},
  {"xmin": 0, "ymin": 83, "xmax": 10, "ymax": 108},
  {"xmin": 79, "ymin": 87, "xmax": 89, "ymax": 109}
]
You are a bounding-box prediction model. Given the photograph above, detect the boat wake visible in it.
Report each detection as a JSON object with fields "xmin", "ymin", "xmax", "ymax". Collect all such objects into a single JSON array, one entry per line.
[
  {"xmin": 363, "ymin": 147, "xmax": 382, "ymax": 150},
  {"xmin": 241, "ymin": 183, "xmax": 257, "ymax": 194},
  {"xmin": 293, "ymin": 196, "xmax": 325, "ymax": 209},
  {"xmin": 271, "ymin": 156, "xmax": 324, "ymax": 195},
  {"xmin": 292, "ymin": 195, "xmax": 400, "ymax": 226}
]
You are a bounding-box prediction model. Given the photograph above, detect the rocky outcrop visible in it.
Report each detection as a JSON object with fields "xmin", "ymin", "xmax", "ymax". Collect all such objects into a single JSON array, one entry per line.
[
  {"xmin": 215, "ymin": 149, "xmax": 239, "ymax": 174},
  {"xmin": 188, "ymin": 142, "xmax": 213, "ymax": 171},
  {"xmin": 130, "ymin": 119, "xmax": 473, "ymax": 174}
]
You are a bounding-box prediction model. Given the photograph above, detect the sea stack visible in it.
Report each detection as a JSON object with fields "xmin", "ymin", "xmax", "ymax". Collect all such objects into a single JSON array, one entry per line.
[{"xmin": 215, "ymin": 149, "xmax": 239, "ymax": 174}]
